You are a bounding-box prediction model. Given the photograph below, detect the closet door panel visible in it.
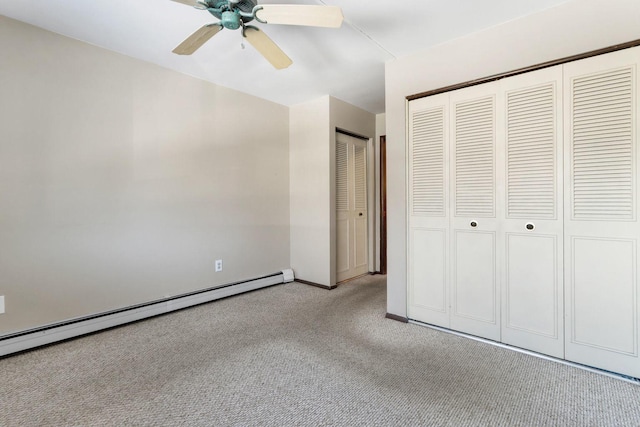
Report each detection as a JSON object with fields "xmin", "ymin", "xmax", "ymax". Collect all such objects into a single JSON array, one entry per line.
[
  {"xmin": 564, "ymin": 46, "xmax": 640, "ymax": 378},
  {"xmin": 408, "ymin": 94, "xmax": 450, "ymax": 327},
  {"xmin": 353, "ymin": 143, "xmax": 368, "ymax": 272},
  {"xmin": 450, "ymin": 83, "xmax": 501, "ymax": 341},
  {"xmin": 336, "ymin": 138, "xmax": 350, "ymax": 276},
  {"xmin": 499, "ymin": 66, "xmax": 564, "ymax": 358},
  {"xmin": 336, "ymin": 133, "xmax": 369, "ymax": 282}
]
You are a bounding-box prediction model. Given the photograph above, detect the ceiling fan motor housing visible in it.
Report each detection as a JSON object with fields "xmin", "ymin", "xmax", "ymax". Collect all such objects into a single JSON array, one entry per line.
[
  {"xmin": 220, "ymin": 10, "xmax": 241, "ymax": 29},
  {"xmin": 207, "ymin": 0, "xmax": 257, "ymax": 27}
]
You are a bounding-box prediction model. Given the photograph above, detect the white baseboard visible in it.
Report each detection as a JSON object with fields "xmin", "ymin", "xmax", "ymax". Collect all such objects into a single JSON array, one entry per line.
[
  {"xmin": 0, "ymin": 270, "xmax": 294, "ymax": 357},
  {"xmin": 408, "ymin": 319, "xmax": 640, "ymax": 385}
]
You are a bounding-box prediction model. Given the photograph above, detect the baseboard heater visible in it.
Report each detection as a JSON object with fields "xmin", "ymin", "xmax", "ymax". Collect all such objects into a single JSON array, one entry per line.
[{"xmin": 0, "ymin": 269, "xmax": 295, "ymax": 357}]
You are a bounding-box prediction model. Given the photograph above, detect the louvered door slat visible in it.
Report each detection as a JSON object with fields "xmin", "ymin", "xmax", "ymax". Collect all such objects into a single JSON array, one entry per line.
[
  {"xmin": 354, "ymin": 145, "xmax": 366, "ymax": 210},
  {"xmin": 411, "ymin": 107, "xmax": 445, "ymax": 216},
  {"xmin": 572, "ymin": 67, "xmax": 635, "ymax": 220},
  {"xmin": 336, "ymin": 140, "xmax": 348, "ymax": 211},
  {"xmin": 506, "ymin": 83, "xmax": 556, "ymax": 218},
  {"xmin": 455, "ymin": 97, "xmax": 495, "ymax": 217}
]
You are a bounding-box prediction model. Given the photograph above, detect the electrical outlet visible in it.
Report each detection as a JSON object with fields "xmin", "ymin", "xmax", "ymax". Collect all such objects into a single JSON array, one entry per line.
[
  {"xmin": 0, "ymin": 296, "xmax": 5, "ymax": 314},
  {"xmin": 215, "ymin": 259, "xmax": 223, "ymax": 272}
]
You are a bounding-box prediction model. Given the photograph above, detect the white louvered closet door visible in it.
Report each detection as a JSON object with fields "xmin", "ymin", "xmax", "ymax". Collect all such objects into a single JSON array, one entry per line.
[
  {"xmin": 408, "ymin": 93, "xmax": 450, "ymax": 327},
  {"xmin": 336, "ymin": 132, "xmax": 369, "ymax": 283},
  {"xmin": 449, "ymin": 83, "xmax": 501, "ymax": 341},
  {"xmin": 564, "ymin": 47, "xmax": 640, "ymax": 378},
  {"xmin": 499, "ymin": 66, "xmax": 565, "ymax": 358}
]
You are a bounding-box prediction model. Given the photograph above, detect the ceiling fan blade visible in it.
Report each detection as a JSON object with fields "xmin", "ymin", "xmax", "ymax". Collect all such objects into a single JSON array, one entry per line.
[
  {"xmin": 173, "ymin": 24, "xmax": 222, "ymax": 55},
  {"xmin": 244, "ymin": 27, "xmax": 292, "ymax": 70},
  {"xmin": 170, "ymin": 0, "xmax": 200, "ymax": 6},
  {"xmin": 255, "ymin": 5, "xmax": 343, "ymax": 28}
]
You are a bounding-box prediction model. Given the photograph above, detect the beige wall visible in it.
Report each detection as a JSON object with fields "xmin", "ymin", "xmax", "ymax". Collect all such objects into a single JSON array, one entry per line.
[
  {"xmin": 290, "ymin": 96, "xmax": 375, "ymax": 286},
  {"xmin": 0, "ymin": 16, "xmax": 290, "ymax": 334},
  {"xmin": 289, "ymin": 96, "xmax": 331, "ymax": 285},
  {"xmin": 385, "ymin": 0, "xmax": 640, "ymax": 317}
]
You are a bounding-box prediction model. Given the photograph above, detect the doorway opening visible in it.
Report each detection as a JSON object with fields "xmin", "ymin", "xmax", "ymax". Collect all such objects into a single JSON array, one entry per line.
[{"xmin": 380, "ymin": 135, "xmax": 387, "ymax": 274}]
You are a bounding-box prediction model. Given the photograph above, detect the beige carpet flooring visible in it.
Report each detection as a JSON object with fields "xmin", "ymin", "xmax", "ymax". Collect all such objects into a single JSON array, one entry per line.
[{"xmin": 1, "ymin": 275, "xmax": 640, "ymax": 426}]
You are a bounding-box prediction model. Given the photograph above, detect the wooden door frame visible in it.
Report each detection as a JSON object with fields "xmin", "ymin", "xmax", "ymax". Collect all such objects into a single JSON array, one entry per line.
[{"xmin": 380, "ymin": 135, "xmax": 387, "ymax": 274}]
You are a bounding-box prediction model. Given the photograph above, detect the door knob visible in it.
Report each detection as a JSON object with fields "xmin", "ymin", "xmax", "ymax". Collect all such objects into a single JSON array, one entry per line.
[
  {"xmin": 526, "ymin": 223, "xmax": 535, "ymax": 231},
  {"xmin": 470, "ymin": 221, "xmax": 478, "ymax": 228},
  {"xmin": 359, "ymin": 213, "xmax": 363, "ymax": 216}
]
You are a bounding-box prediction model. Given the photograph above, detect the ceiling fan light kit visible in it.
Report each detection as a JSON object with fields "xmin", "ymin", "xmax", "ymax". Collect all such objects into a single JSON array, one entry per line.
[{"xmin": 171, "ymin": 0, "xmax": 343, "ymax": 69}]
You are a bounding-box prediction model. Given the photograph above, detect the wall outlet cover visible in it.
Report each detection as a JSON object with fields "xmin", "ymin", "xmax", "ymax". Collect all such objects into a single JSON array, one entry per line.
[
  {"xmin": 0, "ymin": 296, "xmax": 5, "ymax": 314},
  {"xmin": 215, "ymin": 259, "xmax": 223, "ymax": 272}
]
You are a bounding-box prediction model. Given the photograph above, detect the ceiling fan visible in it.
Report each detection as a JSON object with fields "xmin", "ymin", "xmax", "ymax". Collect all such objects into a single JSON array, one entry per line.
[{"xmin": 171, "ymin": 0, "xmax": 344, "ymax": 69}]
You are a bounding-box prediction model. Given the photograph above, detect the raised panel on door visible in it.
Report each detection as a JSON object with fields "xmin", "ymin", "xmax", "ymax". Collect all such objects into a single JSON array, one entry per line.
[
  {"xmin": 452, "ymin": 230, "xmax": 498, "ymax": 339},
  {"xmin": 504, "ymin": 233, "xmax": 561, "ymax": 356},
  {"xmin": 410, "ymin": 228, "xmax": 448, "ymax": 325},
  {"xmin": 336, "ymin": 213, "xmax": 350, "ymax": 275},
  {"xmin": 408, "ymin": 93, "xmax": 450, "ymax": 327},
  {"xmin": 564, "ymin": 46, "xmax": 640, "ymax": 378},
  {"xmin": 571, "ymin": 237, "xmax": 636, "ymax": 354},
  {"xmin": 450, "ymin": 83, "xmax": 501, "ymax": 341},
  {"xmin": 499, "ymin": 66, "xmax": 564, "ymax": 358},
  {"xmin": 354, "ymin": 216, "xmax": 367, "ymax": 269}
]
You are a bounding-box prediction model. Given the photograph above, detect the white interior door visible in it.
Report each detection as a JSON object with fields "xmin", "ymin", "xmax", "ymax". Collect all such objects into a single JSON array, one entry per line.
[
  {"xmin": 408, "ymin": 93, "xmax": 450, "ymax": 327},
  {"xmin": 499, "ymin": 66, "xmax": 565, "ymax": 358},
  {"xmin": 449, "ymin": 83, "xmax": 501, "ymax": 341},
  {"xmin": 564, "ymin": 47, "xmax": 640, "ymax": 378},
  {"xmin": 336, "ymin": 132, "xmax": 369, "ymax": 282}
]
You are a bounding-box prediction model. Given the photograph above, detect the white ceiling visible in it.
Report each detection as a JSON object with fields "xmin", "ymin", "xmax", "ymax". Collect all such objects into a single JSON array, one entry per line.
[{"xmin": 0, "ymin": 0, "xmax": 570, "ymax": 113}]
